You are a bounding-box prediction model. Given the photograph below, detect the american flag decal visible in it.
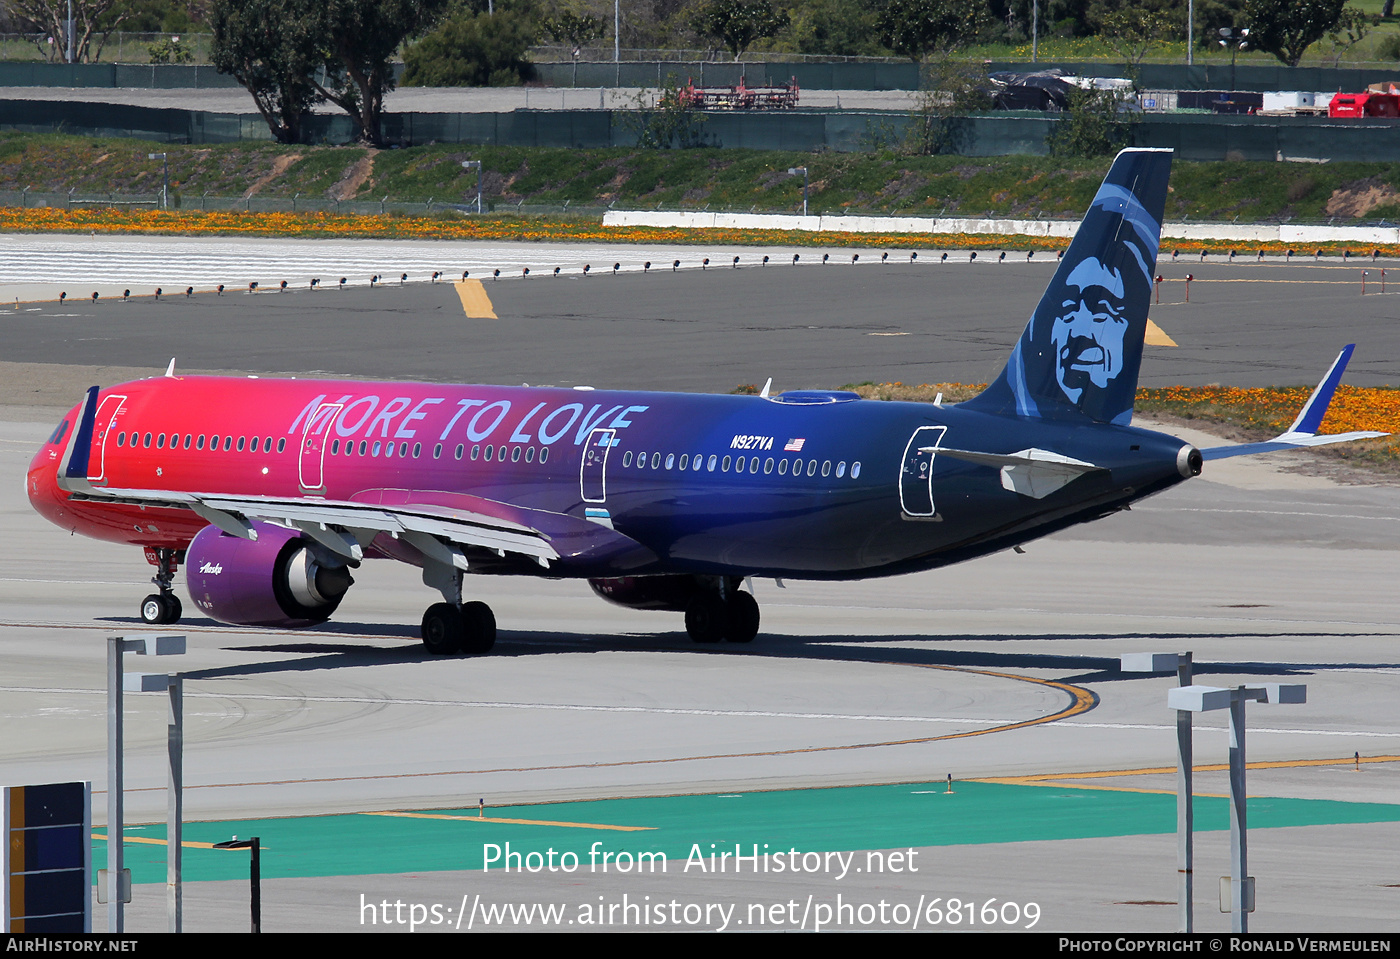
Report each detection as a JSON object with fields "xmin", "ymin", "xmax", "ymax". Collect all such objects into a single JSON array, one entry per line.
[{"xmin": 784, "ymin": 438, "xmax": 805, "ymax": 451}]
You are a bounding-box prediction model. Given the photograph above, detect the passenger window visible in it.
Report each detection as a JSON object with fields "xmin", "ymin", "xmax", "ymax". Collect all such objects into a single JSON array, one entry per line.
[
  {"xmin": 708, "ymin": 454, "xmax": 717, "ymax": 471},
  {"xmin": 651, "ymin": 452, "xmax": 661, "ymax": 469},
  {"xmin": 722, "ymin": 455, "xmax": 731, "ymax": 471},
  {"xmin": 372, "ymin": 441, "xmax": 382, "ymax": 456},
  {"xmin": 822, "ymin": 460, "xmax": 831, "ymax": 477},
  {"xmin": 539, "ymin": 447, "xmax": 549, "ymax": 463},
  {"xmin": 852, "ymin": 461, "xmax": 861, "ymax": 479},
  {"xmin": 357, "ymin": 440, "xmax": 366, "ymax": 455},
  {"xmin": 400, "ymin": 442, "xmax": 409, "ymax": 457},
  {"xmin": 749, "ymin": 457, "xmax": 759, "ymax": 473},
  {"xmin": 456, "ymin": 444, "xmax": 465, "ymax": 460},
  {"xmin": 837, "ymin": 461, "xmax": 846, "ymax": 478},
  {"xmin": 196, "ymin": 435, "xmax": 204, "ymax": 450},
  {"xmin": 511, "ymin": 446, "xmax": 520, "ymax": 463},
  {"xmin": 526, "ymin": 446, "xmax": 535, "ymax": 463},
  {"xmin": 116, "ymin": 431, "xmax": 125, "ymax": 447},
  {"xmin": 623, "ymin": 451, "xmax": 633, "ymax": 467},
  {"xmin": 331, "ymin": 440, "xmax": 340, "ymax": 454},
  {"xmin": 156, "ymin": 433, "xmax": 165, "ymax": 449},
  {"xmin": 778, "ymin": 459, "xmax": 787, "ymax": 475},
  {"xmin": 433, "ymin": 444, "xmax": 442, "ymax": 459},
  {"xmin": 806, "ymin": 460, "xmax": 816, "ymax": 476},
  {"xmin": 679, "ymin": 454, "xmax": 688, "ymax": 470},
  {"xmin": 764, "ymin": 457, "xmax": 774, "ymax": 474},
  {"xmin": 484, "ymin": 445, "xmax": 493, "ymax": 462},
  {"xmin": 665, "ymin": 453, "xmax": 675, "ymax": 470},
  {"xmin": 278, "ymin": 438, "xmax": 286, "ymax": 453}
]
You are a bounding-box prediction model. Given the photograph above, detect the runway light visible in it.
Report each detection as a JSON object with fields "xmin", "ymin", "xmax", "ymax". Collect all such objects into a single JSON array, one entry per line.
[
  {"xmin": 644, "ymin": 261, "xmax": 651, "ymax": 273},
  {"xmin": 1373, "ymin": 248, "xmax": 1381, "ymax": 261},
  {"xmin": 1200, "ymin": 249, "xmax": 1207, "ymax": 261},
  {"xmin": 1315, "ymin": 249, "xmax": 1323, "ymax": 260},
  {"xmin": 613, "ymin": 263, "xmax": 620, "ymax": 275},
  {"xmin": 553, "ymin": 266, "xmax": 560, "ymax": 277},
  {"xmin": 59, "ymin": 291, "xmax": 65, "ymax": 302},
  {"xmin": 998, "ymin": 251, "xmax": 1006, "ymax": 263},
  {"xmin": 732, "ymin": 256, "xmax": 739, "ymax": 268},
  {"xmin": 523, "ymin": 267, "xmax": 530, "ymax": 277},
  {"xmin": 339, "ymin": 277, "xmax": 347, "ymax": 289},
  {"xmin": 1171, "ymin": 249, "xmax": 1179, "ymax": 262},
  {"xmin": 1362, "ymin": 270, "xmax": 1369, "ymax": 295},
  {"xmin": 155, "ymin": 288, "xmax": 162, "ymax": 300},
  {"xmin": 851, "ymin": 254, "xmax": 858, "ymax": 264},
  {"xmin": 1229, "ymin": 250, "xmax": 1236, "ymax": 262},
  {"xmin": 248, "ymin": 282, "xmax": 256, "ymax": 293},
  {"xmin": 492, "ymin": 269, "xmax": 500, "ymax": 281},
  {"xmin": 911, "ymin": 251, "xmax": 918, "ymax": 262},
  {"xmin": 1185, "ymin": 273, "xmax": 1193, "ymax": 302},
  {"xmin": 673, "ymin": 260, "xmax": 680, "ymax": 271},
  {"xmin": 881, "ymin": 251, "xmax": 888, "ymax": 264},
  {"xmin": 822, "ymin": 254, "xmax": 829, "ymax": 265},
  {"xmin": 1344, "ymin": 249, "xmax": 1352, "ymax": 260},
  {"xmin": 969, "ymin": 252, "xmax": 976, "ymax": 262},
  {"xmin": 401, "ymin": 273, "xmax": 408, "ymax": 284},
  {"xmin": 1257, "ymin": 249, "xmax": 1264, "ymax": 261},
  {"xmin": 702, "ymin": 258, "xmax": 709, "ymax": 270},
  {"xmin": 584, "ymin": 264, "xmax": 591, "ymax": 275},
  {"xmin": 940, "ymin": 252, "xmax": 947, "ymax": 263},
  {"xmin": 762, "ymin": 255, "xmax": 769, "ymax": 267},
  {"xmin": 126, "ymin": 289, "xmax": 132, "ymax": 300},
  {"xmin": 279, "ymin": 280, "xmax": 287, "ymax": 292},
  {"xmin": 432, "ymin": 271, "xmax": 440, "ymax": 283},
  {"xmin": 461, "ymin": 271, "xmax": 469, "ymax": 281},
  {"xmin": 91, "ymin": 292, "xmax": 98, "ymax": 302},
  {"xmin": 310, "ymin": 278, "xmax": 319, "ymax": 289},
  {"xmin": 1154, "ymin": 274, "xmax": 1163, "ymax": 304},
  {"xmin": 185, "ymin": 287, "xmax": 193, "ymax": 298},
  {"xmin": 1286, "ymin": 249, "xmax": 1293, "ymax": 262},
  {"xmin": 1057, "ymin": 249, "xmax": 1065, "ymax": 260}
]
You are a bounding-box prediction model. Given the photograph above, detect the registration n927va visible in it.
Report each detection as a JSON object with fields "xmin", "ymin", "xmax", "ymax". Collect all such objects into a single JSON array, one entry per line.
[{"xmin": 27, "ymin": 149, "xmax": 1385, "ymax": 653}]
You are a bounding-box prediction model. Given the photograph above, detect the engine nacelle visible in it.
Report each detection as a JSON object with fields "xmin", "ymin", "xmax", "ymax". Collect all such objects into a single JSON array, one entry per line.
[
  {"xmin": 185, "ymin": 522, "xmax": 353, "ymax": 628},
  {"xmin": 588, "ymin": 575, "xmax": 703, "ymax": 612}
]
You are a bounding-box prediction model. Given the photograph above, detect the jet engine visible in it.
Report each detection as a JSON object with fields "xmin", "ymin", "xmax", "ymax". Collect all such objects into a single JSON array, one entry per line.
[
  {"xmin": 185, "ymin": 522, "xmax": 353, "ymax": 628},
  {"xmin": 588, "ymin": 575, "xmax": 703, "ymax": 611}
]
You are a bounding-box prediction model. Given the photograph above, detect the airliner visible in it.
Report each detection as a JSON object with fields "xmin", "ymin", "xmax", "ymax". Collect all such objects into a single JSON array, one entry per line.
[{"xmin": 26, "ymin": 149, "xmax": 1386, "ymax": 654}]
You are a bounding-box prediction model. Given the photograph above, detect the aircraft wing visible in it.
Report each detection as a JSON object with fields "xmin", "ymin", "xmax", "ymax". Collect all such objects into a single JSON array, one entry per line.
[
  {"xmin": 55, "ymin": 386, "xmax": 656, "ymax": 571},
  {"xmin": 1200, "ymin": 345, "xmax": 1389, "ymax": 461}
]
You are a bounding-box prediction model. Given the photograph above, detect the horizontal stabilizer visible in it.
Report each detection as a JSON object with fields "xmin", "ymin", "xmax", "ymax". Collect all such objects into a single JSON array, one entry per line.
[
  {"xmin": 1201, "ymin": 345, "xmax": 1389, "ymax": 461},
  {"xmin": 929, "ymin": 446, "xmax": 1102, "ymax": 499}
]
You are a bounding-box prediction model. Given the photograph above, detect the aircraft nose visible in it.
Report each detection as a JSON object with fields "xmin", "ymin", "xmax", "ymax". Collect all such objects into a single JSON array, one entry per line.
[{"xmin": 1177, "ymin": 444, "xmax": 1203, "ymax": 478}]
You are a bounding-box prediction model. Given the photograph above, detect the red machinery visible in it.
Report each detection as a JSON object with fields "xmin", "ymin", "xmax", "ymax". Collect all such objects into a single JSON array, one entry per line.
[
  {"xmin": 1329, "ymin": 92, "xmax": 1400, "ymax": 118},
  {"xmin": 678, "ymin": 76, "xmax": 799, "ymax": 110}
]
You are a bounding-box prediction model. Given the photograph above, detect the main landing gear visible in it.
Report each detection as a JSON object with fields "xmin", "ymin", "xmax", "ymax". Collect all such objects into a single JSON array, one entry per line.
[
  {"xmin": 421, "ymin": 601, "xmax": 496, "ymax": 655},
  {"xmin": 140, "ymin": 547, "xmax": 183, "ymax": 625},
  {"xmin": 684, "ymin": 581, "xmax": 759, "ymax": 644}
]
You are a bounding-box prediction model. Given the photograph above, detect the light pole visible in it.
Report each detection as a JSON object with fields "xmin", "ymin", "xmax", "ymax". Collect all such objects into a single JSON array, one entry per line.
[
  {"xmin": 214, "ymin": 839, "xmax": 261, "ymax": 932},
  {"xmin": 1122, "ymin": 652, "xmax": 1194, "ymax": 932},
  {"xmin": 148, "ymin": 152, "xmax": 168, "ymax": 210},
  {"xmin": 461, "ymin": 160, "xmax": 482, "ymax": 214},
  {"xmin": 1167, "ymin": 681, "xmax": 1306, "ymax": 933},
  {"xmin": 125, "ymin": 671, "xmax": 185, "ymax": 932},
  {"xmin": 1218, "ymin": 27, "xmax": 1250, "ymax": 94},
  {"xmin": 787, "ymin": 166, "xmax": 808, "ymax": 217},
  {"xmin": 1032, "ymin": 0, "xmax": 1038, "ymax": 63}
]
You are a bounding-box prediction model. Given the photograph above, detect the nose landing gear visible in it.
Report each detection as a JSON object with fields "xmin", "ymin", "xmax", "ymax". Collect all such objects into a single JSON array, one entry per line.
[{"xmin": 140, "ymin": 547, "xmax": 183, "ymax": 625}]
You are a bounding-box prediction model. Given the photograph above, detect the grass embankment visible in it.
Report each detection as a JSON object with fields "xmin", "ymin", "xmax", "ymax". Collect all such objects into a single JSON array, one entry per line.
[
  {"xmin": 824, "ymin": 381, "xmax": 1400, "ymax": 475},
  {"xmin": 9, "ymin": 132, "xmax": 1400, "ymax": 223}
]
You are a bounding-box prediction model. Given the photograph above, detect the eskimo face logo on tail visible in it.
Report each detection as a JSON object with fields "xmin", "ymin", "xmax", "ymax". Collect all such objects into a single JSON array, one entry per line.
[{"xmin": 1051, "ymin": 256, "xmax": 1131, "ymax": 403}]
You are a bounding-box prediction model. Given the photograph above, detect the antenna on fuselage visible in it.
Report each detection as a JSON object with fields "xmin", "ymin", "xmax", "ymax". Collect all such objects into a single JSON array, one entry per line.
[
  {"xmin": 759, "ymin": 377, "xmax": 772, "ymax": 399},
  {"xmin": 164, "ymin": 357, "xmax": 176, "ymax": 378}
]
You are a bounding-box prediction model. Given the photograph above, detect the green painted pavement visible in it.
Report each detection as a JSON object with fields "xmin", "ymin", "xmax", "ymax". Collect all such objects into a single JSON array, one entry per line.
[{"xmin": 98, "ymin": 781, "xmax": 1400, "ymax": 885}]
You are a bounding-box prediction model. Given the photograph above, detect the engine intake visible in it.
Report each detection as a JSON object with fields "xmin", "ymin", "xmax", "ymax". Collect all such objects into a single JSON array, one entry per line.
[{"xmin": 186, "ymin": 522, "xmax": 353, "ymax": 627}]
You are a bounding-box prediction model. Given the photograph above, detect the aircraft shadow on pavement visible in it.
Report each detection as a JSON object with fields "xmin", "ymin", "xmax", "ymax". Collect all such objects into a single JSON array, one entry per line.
[{"xmin": 112, "ymin": 614, "xmax": 1400, "ymax": 685}]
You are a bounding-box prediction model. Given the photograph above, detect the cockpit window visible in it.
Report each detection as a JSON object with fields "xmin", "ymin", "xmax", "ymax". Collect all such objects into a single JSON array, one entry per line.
[{"xmin": 46, "ymin": 419, "xmax": 70, "ymax": 446}]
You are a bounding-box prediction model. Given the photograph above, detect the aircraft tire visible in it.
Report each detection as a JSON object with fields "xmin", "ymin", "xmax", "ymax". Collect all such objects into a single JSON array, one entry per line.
[
  {"xmin": 421, "ymin": 603, "xmax": 464, "ymax": 655},
  {"xmin": 685, "ymin": 595, "xmax": 726, "ymax": 643},
  {"xmin": 725, "ymin": 591, "xmax": 759, "ymax": 643},
  {"xmin": 459, "ymin": 601, "xmax": 496, "ymax": 655},
  {"xmin": 140, "ymin": 593, "xmax": 179, "ymax": 625}
]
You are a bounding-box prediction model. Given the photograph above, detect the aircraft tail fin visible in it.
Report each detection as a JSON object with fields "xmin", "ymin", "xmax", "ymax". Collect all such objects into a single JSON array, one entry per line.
[{"xmin": 962, "ymin": 148, "xmax": 1173, "ymax": 425}]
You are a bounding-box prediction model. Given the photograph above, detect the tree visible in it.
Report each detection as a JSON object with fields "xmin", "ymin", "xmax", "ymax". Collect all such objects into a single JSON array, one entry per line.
[
  {"xmin": 314, "ymin": 0, "xmax": 452, "ymax": 145},
  {"xmin": 875, "ymin": 0, "xmax": 992, "ymax": 61},
  {"xmin": 211, "ymin": 0, "xmax": 323, "ymax": 143},
  {"xmin": 691, "ymin": 0, "xmax": 790, "ymax": 59},
  {"xmin": 1095, "ymin": 6, "xmax": 1180, "ymax": 65},
  {"xmin": 543, "ymin": 6, "xmax": 605, "ymax": 85},
  {"xmin": 401, "ymin": 10, "xmax": 537, "ymax": 87},
  {"xmin": 1047, "ymin": 86, "xmax": 1136, "ymax": 158},
  {"xmin": 1242, "ymin": 0, "xmax": 1346, "ymax": 66},
  {"xmin": 8, "ymin": 0, "xmax": 133, "ymax": 62}
]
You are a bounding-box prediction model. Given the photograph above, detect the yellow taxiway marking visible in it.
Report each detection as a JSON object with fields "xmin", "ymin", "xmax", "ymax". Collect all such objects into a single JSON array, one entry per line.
[
  {"xmin": 92, "ymin": 833, "xmax": 229, "ymax": 850},
  {"xmin": 363, "ymin": 811, "xmax": 655, "ymax": 832},
  {"xmin": 454, "ymin": 279, "xmax": 497, "ymax": 318},
  {"xmin": 976, "ymin": 755, "xmax": 1400, "ymax": 796},
  {"xmin": 1144, "ymin": 319, "xmax": 1176, "ymax": 346}
]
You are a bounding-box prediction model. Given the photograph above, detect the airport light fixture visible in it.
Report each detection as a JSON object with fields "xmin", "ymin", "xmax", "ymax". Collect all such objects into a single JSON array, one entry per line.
[
  {"xmin": 1167, "ymin": 682, "xmax": 1306, "ymax": 933},
  {"xmin": 1121, "ymin": 652, "xmax": 1195, "ymax": 932},
  {"xmin": 461, "ymin": 161, "xmax": 483, "ymax": 214},
  {"xmin": 105, "ymin": 635, "xmax": 185, "ymax": 933},
  {"xmin": 214, "ymin": 838, "xmax": 262, "ymax": 932},
  {"xmin": 147, "ymin": 153, "xmax": 169, "ymax": 210},
  {"xmin": 787, "ymin": 167, "xmax": 808, "ymax": 217},
  {"xmin": 123, "ymin": 671, "xmax": 185, "ymax": 932}
]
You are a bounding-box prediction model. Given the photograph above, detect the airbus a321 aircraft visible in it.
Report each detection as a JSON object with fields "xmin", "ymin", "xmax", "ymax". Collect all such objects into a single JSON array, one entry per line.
[{"xmin": 27, "ymin": 148, "xmax": 1386, "ymax": 654}]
